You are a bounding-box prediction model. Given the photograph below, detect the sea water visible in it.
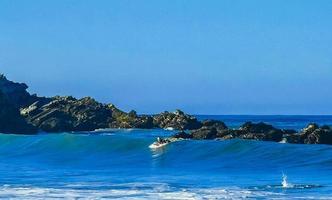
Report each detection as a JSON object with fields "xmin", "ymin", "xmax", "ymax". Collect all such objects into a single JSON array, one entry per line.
[{"xmin": 0, "ymin": 115, "xmax": 332, "ymax": 199}]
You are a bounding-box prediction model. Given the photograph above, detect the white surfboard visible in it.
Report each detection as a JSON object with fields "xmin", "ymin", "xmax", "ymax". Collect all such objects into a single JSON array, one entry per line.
[{"xmin": 149, "ymin": 141, "xmax": 170, "ymax": 149}]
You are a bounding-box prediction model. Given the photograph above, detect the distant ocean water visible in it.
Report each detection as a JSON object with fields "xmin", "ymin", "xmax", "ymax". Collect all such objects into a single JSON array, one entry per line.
[{"xmin": 1, "ymin": 115, "xmax": 332, "ymax": 199}]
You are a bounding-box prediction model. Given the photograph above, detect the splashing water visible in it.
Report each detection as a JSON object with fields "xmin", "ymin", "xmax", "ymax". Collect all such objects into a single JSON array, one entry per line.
[{"xmin": 282, "ymin": 174, "xmax": 292, "ymax": 188}]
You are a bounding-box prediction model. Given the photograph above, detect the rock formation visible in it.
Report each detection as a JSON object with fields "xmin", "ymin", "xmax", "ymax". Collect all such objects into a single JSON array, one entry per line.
[
  {"xmin": 153, "ymin": 110, "xmax": 202, "ymax": 130},
  {"xmin": 108, "ymin": 104, "xmax": 154, "ymax": 129},
  {"xmin": 0, "ymin": 74, "xmax": 45, "ymax": 108},
  {"xmin": 0, "ymin": 90, "xmax": 37, "ymax": 134},
  {"xmin": 21, "ymin": 96, "xmax": 113, "ymax": 132},
  {"xmin": 1, "ymin": 73, "xmax": 332, "ymax": 146},
  {"xmin": 170, "ymin": 121, "xmax": 332, "ymax": 145},
  {"xmin": 285, "ymin": 123, "xmax": 332, "ymax": 145}
]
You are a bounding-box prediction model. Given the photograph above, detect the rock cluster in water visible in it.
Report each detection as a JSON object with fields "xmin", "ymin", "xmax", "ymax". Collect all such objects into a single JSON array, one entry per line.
[
  {"xmin": 0, "ymin": 74, "xmax": 331, "ymax": 145},
  {"xmin": 171, "ymin": 122, "xmax": 332, "ymax": 145},
  {"xmin": 0, "ymin": 74, "xmax": 200, "ymax": 133}
]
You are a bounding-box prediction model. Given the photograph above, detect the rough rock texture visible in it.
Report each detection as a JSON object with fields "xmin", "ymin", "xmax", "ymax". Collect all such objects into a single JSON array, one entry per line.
[
  {"xmin": 21, "ymin": 96, "xmax": 113, "ymax": 132},
  {"xmin": 3, "ymin": 73, "xmax": 332, "ymax": 146},
  {"xmin": 190, "ymin": 120, "xmax": 228, "ymax": 139},
  {"xmin": 285, "ymin": 124, "xmax": 332, "ymax": 145},
  {"xmin": 173, "ymin": 122, "xmax": 300, "ymax": 143},
  {"xmin": 108, "ymin": 104, "xmax": 154, "ymax": 129},
  {"xmin": 239, "ymin": 122, "xmax": 276, "ymax": 133},
  {"xmin": 236, "ymin": 129, "xmax": 285, "ymax": 142},
  {"xmin": 0, "ymin": 74, "xmax": 47, "ymax": 108},
  {"xmin": 236, "ymin": 122, "xmax": 286, "ymax": 142},
  {"xmin": 0, "ymin": 90, "xmax": 37, "ymax": 134},
  {"xmin": 201, "ymin": 120, "xmax": 228, "ymax": 130},
  {"xmin": 172, "ymin": 131, "xmax": 193, "ymax": 139},
  {"xmin": 153, "ymin": 110, "xmax": 202, "ymax": 130}
]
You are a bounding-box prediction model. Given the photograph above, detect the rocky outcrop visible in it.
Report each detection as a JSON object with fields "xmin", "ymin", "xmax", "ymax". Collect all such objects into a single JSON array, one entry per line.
[
  {"xmin": 172, "ymin": 131, "xmax": 193, "ymax": 139},
  {"xmin": 239, "ymin": 122, "xmax": 276, "ymax": 133},
  {"xmin": 188, "ymin": 121, "xmax": 287, "ymax": 142},
  {"xmin": 0, "ymin": 74, "xmax": 48, "ymax": 108},
  {"xmin": 21, "ymin": 97, "xmax": 157, "ymax": 132},
  {"xmin": 19, "ymin": 92, "xmax": 201, "ymax": 132},
  {"xmin": 235, "ymin": 122, "xmax": 287, "ymax": 142},
  {"xmin": 21, "ymin": 96, "xmax": 113, "ymax": 132},
  {"xmin": 0, "ymin": 90, "xmax": 37, "ymax": 134},
  {"xmin": 191, "ymin": 120, "xmax": 228, "ymax": 139},
  {"xmin": 285, "ymin": 124, "xmax": 332, "ymax": 145},
  {"xmin": 153, "ymin": 110, "xmax": 202, "ymax": 130},
  {"xmin": 108, "ymin": 104, "xmax": 154, "ymax": 129},
  {"xmin": 171, "ymin": 121, "xmax": 313, "ymax": 144},
  {"xmin": 2, "ymin": 73, "xmax": 332, "ymax": 146}
]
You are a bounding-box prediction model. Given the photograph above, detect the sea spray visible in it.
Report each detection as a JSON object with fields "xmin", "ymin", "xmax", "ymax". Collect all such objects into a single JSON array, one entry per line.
[{"xmin": 282, "ymin": 173, "xmax": 293, "ymax": 188}]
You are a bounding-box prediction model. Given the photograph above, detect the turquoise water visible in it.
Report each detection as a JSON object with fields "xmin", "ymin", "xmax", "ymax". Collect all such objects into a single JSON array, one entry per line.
[{"xmin": 1, "ymin": 116, "xmax": 332, "ymax": 199}]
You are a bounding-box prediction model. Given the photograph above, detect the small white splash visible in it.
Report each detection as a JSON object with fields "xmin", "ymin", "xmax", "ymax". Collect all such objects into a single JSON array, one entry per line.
[
  {"xmin": 164, "ymin": 127, "xmax": 174, "ymax": 131},
  {"xmin": 282, "ymin": 173, "xmax": 293, "ymax": 188},
  {"xmin": 279, "ymin": 138, "xmax": 287, "ymax": 144}
]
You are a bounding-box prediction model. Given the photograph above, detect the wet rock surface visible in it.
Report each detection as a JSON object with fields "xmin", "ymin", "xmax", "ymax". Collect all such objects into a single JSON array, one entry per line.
[
  {"xmin": 108, "ymin": 105, "xmax": 154, "ymax": 129},
  {"xmin": 284, "ymin": 124, "xmax": 332, "ymax": 145},
  {"xmin": 21, "ymin": 96, "xmax": 113, "ymax": 132},
  {"xmin": 1, "ymin": 74, "xmax": 332, "ymax": 146},
  {"xmin": 153, "ymin": 110, "xmax": 202, "ymax": 130},
  {"xmin": 0, "ymin": 75, "xmax": 198, "ymax": 133},
  {"xmin": 170, "ymin": 122, "xmax": 332, "ymax": 145}
]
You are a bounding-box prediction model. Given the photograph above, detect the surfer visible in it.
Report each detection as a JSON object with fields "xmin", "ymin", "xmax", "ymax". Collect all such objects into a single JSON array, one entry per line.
[
  {"xmin": 157, "ymin": 137, "xmax": 168, "ymax": 144},
  {"xmin": 149, "ymin": 137, "xmax": 170, "ymax": 149}
]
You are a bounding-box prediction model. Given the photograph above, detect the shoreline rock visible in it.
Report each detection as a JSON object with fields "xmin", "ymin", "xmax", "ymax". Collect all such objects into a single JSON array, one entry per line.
[
  {"xmin": 169, "ymin": 122, "xmax": 332, "ymax": 145},
  {"xmin": 1, "ymin": 74, "xmax": 332, "ymax": 146},
  {"xmin": 152, "ymin": 110, "xmax": 202, "ymax": 130},
  {"xmin": 21, "ymin": 96, "xmax": 113, "ymax": 132},
  {"xmin": 0, "ymin": 90, "xmax": 37, "ymax": 134},
  {"xmin": 0, "ymin": 75, "xmax": 198, "ymax": 133}
]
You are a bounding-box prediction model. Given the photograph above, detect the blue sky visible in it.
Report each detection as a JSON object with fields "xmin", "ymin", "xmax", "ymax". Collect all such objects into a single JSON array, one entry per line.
[{"xmin": 1, "ymin": 0, "xmax": 332, "ymax": 114}]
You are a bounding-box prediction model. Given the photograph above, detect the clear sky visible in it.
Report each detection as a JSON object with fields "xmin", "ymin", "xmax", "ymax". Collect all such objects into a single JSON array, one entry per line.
[{"xmin": 1, "ymin": 0, "xmax": 332, "ymax": 114}]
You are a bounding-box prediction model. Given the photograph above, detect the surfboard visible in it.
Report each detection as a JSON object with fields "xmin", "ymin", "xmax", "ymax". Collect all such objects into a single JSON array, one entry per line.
[{"xmin": 149, "ymin": 141, "xmax": 170, "ymax": 149}]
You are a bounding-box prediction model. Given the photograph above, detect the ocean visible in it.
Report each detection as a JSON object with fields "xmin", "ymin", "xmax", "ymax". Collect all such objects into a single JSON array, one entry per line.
[{"xmin": 0, "ymin": 115, "xmax": 332, "ymax": 199}]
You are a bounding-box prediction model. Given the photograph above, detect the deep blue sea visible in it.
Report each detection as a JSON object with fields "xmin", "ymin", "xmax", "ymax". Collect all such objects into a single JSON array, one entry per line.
[{"xmin": 1, "ymin": 115, "xmax": 332, "ymax": 199}]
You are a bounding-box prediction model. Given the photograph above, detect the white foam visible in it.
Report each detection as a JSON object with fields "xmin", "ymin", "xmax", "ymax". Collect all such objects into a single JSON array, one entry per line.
[
  {"xmin": 279, "ymin": 138, "xmax": 287, "ymax": 143},
  {"xmin": 0, "ymin": 184, "xmax": 280, "ymax": 200},
  {"xmin": 0, "ymin": 182, "xmax": 329, "ymax": 200},
  {"xmin": 164, "ymin": 127, "xmax": 174, "ymax": 131}
]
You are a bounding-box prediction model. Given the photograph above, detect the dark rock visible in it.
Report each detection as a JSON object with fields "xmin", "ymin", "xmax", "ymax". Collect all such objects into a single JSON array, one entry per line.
[
  {"xmin": 238, "ymin": 129, "xmax": 284, "ymax": 142},
  {"xmin": 283, "ymin": 129, "xmax": 297, "ymax": 135},
  {"xmin": 0, "ymin": 74, "xmax": 49, "ymax": 108},
  {"xmin": 108, "ymin": 104, "xmax": 154, "ymax": 129},
  {"xmin": 191, "ymin": 127, "xmax": 218, "ymax": 139},
  {"xmin": 283, "ymin": 124, "xmax": 332, "ymax": 145},
  {"xmin": 153, "ymin": 109, "xmax": 202, "ymax": 130},
  {"xmin": 201, "ymin": 120, "xmax": 228, "ymax": 130},
  {"xmin": 239, "ymin": 122, "xmax": 276, "ymax": 133},
  {"xmin": 216, "ymin": 129, "xmax": 240, "ymax": 139},
  {"xmin": 190, "ymin": 120, "xmax": 228, "ymax": 139},
  {"xmin": 0, "ymin": 90, "xmax": 37, "ymax": 134},
  {"xmin": 172, "ymin": 131, "xmax": 193, "ymax": 139},
  {"xmin": 304, "ymin": 128, "xmax": 332, "ymax": 145},
  {"xmin": 321, "ymin": 125, "xmax": 331, "ymax": 130},
  {"xmin": 188, "ymin": 121, "xmax": 291, "ymax": 142},
  {"xmin": 301, "ymin": 123, "xmax": 319, "ymax": 136},
  {"xmin": 299, "ymin": 124, "xmax": 332, "ymax": 145},
  {"xmin": 21, "ymin": 96, "xmax": 113, "ymax": 132},
  {"xmin": 237, "ymin": 122, "xmax": 287, "ymax": 142},
  {"xmin": 284, "ymin": 134, "xmax": 303, "ymax": 144}
]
